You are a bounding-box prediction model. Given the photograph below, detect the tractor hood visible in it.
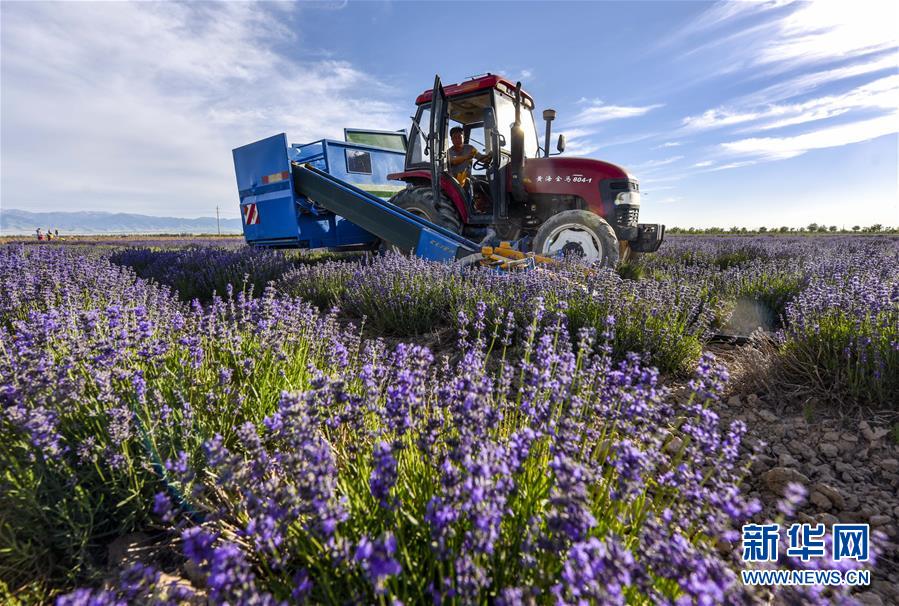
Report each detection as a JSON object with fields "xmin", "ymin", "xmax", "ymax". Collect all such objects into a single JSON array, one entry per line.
[
  {"xmin": 521, "ymin": 156, "xmax": 631, "ymax": 193},
  {"xmin": 518, "ymin": 156, "xmax": 639, "ymax": 228}
]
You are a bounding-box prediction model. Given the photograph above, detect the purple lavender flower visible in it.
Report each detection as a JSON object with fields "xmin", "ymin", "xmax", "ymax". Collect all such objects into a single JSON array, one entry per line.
[
  {"xmin": 55, "ymin": 588, "xmax": 125, "ymax": 606},
  {"xmin": 2, "ymin": 404, "xmax": 66, "ymax": 460},
  {"xmin": 355, "ymin": 533, "xmax": 402, "ymax": 594},
  {"xmin": 777, "ymin": 482, "xmax": 808, "ymax": 518},
  {"xmin": 553, "ymin": 535, "xmax": 634, "ymax": 605},
  {"xmin": 369, "ymin": 440, "xmax": 399, "ymax": 508},
  {"xmin": 11, "ymin": 238, "xmax": 893, "ymax": 604},
  {"xmin": 181, "ymin": 527, "xmax": 217, "ymax": 564}
]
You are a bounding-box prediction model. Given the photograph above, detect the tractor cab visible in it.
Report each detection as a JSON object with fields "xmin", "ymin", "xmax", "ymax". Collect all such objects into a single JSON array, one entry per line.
[
  {"xmin": 386, "ymin": 73, "xmax": 663, "ymax": 260},
  {"xmin": 406, "ymin": 75, "xmax": 540, "ymax": 167},
  {"xmin": 393, "ymin": 75, "xmax": 542, "ymax": 231}
]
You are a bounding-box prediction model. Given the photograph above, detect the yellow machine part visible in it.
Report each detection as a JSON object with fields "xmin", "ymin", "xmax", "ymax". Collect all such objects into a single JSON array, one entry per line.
[{"xmin": 479, "ymin": 242, "xmax": 555, "ymax": 271}]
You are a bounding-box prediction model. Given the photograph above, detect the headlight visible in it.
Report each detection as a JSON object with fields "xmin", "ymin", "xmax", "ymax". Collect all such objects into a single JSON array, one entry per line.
[{"xmin": 615, "ymin": 191, "xmax": 641, "ymax": 206}]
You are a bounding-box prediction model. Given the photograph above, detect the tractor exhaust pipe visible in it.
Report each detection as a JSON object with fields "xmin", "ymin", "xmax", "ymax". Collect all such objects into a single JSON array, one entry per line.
[
  {"xmin": 510, "ymin": 82, "xmax": 527, "ymax": 204},
  {"xmin": 543, "ymin": 109, "xmax": 556, "ymax": 158}
]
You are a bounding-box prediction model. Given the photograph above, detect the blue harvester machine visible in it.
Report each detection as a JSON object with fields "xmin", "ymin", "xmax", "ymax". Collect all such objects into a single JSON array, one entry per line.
[{"xmin": 233, "ymin": 132, "xmax": 488, "ymax": 263}]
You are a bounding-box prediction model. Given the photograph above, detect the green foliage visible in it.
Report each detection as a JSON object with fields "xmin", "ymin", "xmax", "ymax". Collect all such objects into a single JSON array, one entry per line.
[
  {"xmin": 616, "ymin": 260, "xmax": 645, "ymax": 281},
  {"xmin": 0, "ymin": 290, "xmax": 348, "ymax": 589},
  {"xmin": 341, "ymin": 255, "xmax": 468, "ymax": 335},
  {"xmin": 5, "ymin": 236, "xmax": 896, "ymax": 602},
  {"xmin": 563, "ymin": 278, "xmax": 710, "ymax": 375},
  {"xmin": 712, "ymin": 250, "xmax": 757, "ymax": 270},
  {"xmin": 277, "ymin": 259, "xmax": 356, "ymax": 309},
  {"xmin": 779, "ymin": 280, "xmax": 899, "ymax": 407}
]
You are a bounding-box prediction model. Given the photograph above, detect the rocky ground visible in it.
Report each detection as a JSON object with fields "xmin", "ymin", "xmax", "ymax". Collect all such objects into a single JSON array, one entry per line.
[{"xmin": 710, "ymin": 342, "xmax": 899, "ymax": 605}]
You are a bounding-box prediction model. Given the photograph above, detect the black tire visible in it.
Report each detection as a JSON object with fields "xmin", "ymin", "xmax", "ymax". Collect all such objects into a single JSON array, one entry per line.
[
  {"xmin": 389, "ymin": 187, "xmax": 462, "ymax": 233},
  {"xmin": 532, "ymin": 210, "xmax": 620, "ymax": 267}
]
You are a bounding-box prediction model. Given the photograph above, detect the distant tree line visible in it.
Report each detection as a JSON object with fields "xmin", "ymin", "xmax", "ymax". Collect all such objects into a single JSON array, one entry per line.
[{"xmin": 666, "ymin": 223, "xmax": 897, "ymax": 235}]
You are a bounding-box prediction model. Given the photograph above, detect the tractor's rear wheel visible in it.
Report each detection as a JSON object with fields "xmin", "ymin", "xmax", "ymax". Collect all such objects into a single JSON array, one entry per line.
[
  {"xmin": 532, "ymin": 210, "xmax": 620, "ymax": 267},
  {"xmin": 389, "ymin": 187, "xmax": 462, "ymax": 233}
]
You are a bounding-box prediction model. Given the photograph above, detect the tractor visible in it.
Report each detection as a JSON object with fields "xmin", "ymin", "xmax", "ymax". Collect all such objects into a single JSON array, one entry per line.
[{"xmin": 384, "ymin": 74, "xmax": 664, "ymax": 266}]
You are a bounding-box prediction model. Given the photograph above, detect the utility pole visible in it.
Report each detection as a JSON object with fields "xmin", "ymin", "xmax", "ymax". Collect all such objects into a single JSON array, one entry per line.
[{"xmin": 216, "ymin": 205, "xmax": 221, "ymax": 236}]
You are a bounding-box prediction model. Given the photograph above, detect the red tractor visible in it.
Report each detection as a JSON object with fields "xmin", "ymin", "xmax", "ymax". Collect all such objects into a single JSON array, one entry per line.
[{"xmin": 385, "ymin": 74, "xmax": 664, "ymax": 266}]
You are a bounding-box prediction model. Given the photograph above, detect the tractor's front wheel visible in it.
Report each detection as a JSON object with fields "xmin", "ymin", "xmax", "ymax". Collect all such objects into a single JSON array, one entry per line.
[
  {"xmin": 533, "ymin": 210, "xmax": 620, "ymax": 267},
  {"xmin": 389, "ymin": 187, "xmax": 462, "ymax": 233}
]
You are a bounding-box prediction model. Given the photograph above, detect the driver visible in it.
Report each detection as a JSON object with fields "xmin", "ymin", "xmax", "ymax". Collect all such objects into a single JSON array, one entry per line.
[{"xmin": 448, "ymin": 126, "xmax": 489, "ymax": 187}]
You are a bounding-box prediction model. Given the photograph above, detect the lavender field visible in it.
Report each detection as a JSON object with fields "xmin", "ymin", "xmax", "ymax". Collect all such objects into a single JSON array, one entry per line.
[{"xmin": 1, "ymin": 236, "xmax": 897, "ymax": 605}]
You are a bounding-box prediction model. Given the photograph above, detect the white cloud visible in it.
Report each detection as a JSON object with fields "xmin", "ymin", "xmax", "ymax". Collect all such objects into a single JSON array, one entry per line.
[
  {"xmin": 661, "ymin": 1, "xmax": 897, "ymax": 114},
  {"xmin": 491, "ymin": 67, "xmax": 535, "ymax": 84},
  {"xmin": 0, "ymin": 3, "xmax": 406, "ymax": 217},
  {"xmin": 558, "ymin": 128, "xmax": 596, "ymax": 140},
  {"xmin": 654, "ymin": 196, "xmax": 683, "ymax": 204},
  {"xmin": 655, "ymin": 141, "xmax": 681, "ymax": 148},
  {"xmin": 683, "ymin": 1, "xmax": 763, "ymax": 32},
  {"xmin": 599, "ymin": 133, "xmax": 661, "ymax": 148},
  {"xmin": 720, "ymin": 112, "xmax": 899, "ymax": 160},
  {"xmin": 756, "ymin": 1, "xmax": 898, "ymax": 69},
  {"xmin": 755, "ymin": 75, "xmax": 899, "ymax": 130},
  {"xmin": 554, "ymin": 128, "xmax": 660, "ymax": 157},
  {"xmin": 709, "ymin": 160, "xmax": 759, "ymax": 171},
  {"xmin": 557, "ymin": 128, "xmax": 601, "ymax": 157},
  {"xmin": 633, "ymin": 156, "xmax": 684, "ymax": 170},
  {"xmin": 559, "ymin": 131, "xmax": 659, "ymax": 154},
  {"xmin": 568, "ymin": 100, "xmax": 663, "ymax": 127},
  {"xmin": 693, "ymin": 160, "xmax": 714, "ymax": 168},
  {"xmin": 735, "ymin": 52, "xmax": 897, "ymax": 107},
  {"xmin": 668, "ymin": 2, "xmax": 895, "ymax": 84},
  {"xmin": 682, "ymin": 108, "xmax": 762, "ymax": 131},
  {"xmin": 639, "ymin": 174, "xmax": 686, "ymax": 186},
  {"xmin": 658, "ymin": 0, "xmax": 790, "ymax": 49},
  {"xmin": 306, "ymin": 1, "xmax": 349, "ymax": 10},
  {"xmin": 682, "ymin": 75, "xmax": 899, "ymax": 132}
]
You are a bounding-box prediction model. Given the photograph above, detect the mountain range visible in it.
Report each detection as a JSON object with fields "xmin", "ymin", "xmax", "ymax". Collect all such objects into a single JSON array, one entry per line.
[{"xmin": 1, "ymin": 208, "xmax": 243, "ymax": 235}]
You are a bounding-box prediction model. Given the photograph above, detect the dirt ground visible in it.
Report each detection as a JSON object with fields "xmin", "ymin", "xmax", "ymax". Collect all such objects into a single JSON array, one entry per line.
[{"xmin": 708, "ymin": 340, "xmax": 899, "ymax": 605}]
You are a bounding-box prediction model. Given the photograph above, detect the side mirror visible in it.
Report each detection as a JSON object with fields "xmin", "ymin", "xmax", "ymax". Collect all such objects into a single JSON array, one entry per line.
[
  {"xmin": 557, "ymin": 134, "xmax": 566, "ymax": 153},
  {"xmin": 483, "ymin": 107, "xmax": 497, "ymax": 130}
]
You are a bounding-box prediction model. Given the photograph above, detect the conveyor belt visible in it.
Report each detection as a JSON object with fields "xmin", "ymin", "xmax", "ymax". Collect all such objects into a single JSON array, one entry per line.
[{"xmin": 292, "ymin": 163, "xmax": 480, "ymax": 262}]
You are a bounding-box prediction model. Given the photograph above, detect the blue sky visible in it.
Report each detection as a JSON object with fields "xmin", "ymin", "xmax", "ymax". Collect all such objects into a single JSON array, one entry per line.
[{"xmin": 1, "ymin": 0, "xmax": 897, "ymax": 228}]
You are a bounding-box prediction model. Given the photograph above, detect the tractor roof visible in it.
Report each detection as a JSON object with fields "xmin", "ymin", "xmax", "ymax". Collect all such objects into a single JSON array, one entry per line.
[{"xmin": 415, "ymin": 74, "xmax": 535, "ymax": 107}]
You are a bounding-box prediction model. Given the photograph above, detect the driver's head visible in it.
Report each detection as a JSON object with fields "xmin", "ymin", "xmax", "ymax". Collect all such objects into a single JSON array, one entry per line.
[{"xmin": 450, "ymin": 126, "xmax": 463, "ymax": 146}]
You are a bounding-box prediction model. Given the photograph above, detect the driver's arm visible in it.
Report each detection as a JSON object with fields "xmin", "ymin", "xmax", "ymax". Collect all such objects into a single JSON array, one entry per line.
[
  {"xmin": 449, "ymin": 152, "xmax": 469, "ymax": 166},
  {"xmin": 466, "ymin": 146, "xmax": 488, "ymax": 161},
  {"xmin": 449, "ymin": 147, "xmax": 478, "ymax": 165}
]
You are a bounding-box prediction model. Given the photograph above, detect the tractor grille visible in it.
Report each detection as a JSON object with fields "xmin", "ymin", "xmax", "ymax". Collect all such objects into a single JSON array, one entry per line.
[
  {"xmin": 610, "ymin": 180, "xmax": 639, "ymax": 192},
  {"xmin": 615, "ymin": 205, "xmax": 640, "ymax": 227}
]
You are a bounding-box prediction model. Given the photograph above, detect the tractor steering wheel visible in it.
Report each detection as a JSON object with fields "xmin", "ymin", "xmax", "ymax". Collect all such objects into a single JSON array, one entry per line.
[{"xmin": 473, "ymin": 154, "xmax": 492, "ymax": 170}]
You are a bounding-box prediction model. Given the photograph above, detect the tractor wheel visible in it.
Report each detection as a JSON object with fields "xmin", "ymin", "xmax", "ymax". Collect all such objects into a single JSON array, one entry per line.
[
  {"xmin": 389, "ymin": 187, "xmax": 462, "ymax": 233},
  {"xmin": 532, "ymin": 210, "xmax": 620, "ymax": 267}
]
